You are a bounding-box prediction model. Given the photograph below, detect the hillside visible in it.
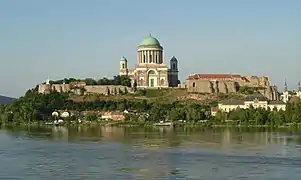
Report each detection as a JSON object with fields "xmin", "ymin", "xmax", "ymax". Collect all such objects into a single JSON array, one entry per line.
[
  {"xmin": 0, "ymin": 95, "xmax": 15, "ymax": 104},
  {"xmin": 71, "ymin": 88, "xmax": 245, "ymax": 106}
]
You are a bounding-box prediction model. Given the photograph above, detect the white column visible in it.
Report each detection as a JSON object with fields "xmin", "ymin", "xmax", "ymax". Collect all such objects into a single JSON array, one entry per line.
[
  {"xmin": 147, "ymin": 51, "xmax": 149, "ymax": 63},
  {"xmin": 158, "ymin": 51, "xmax": 161, "ymax": 64},
  {"xmin": 143, "ymin": 51, "xmax": 146, "ymax": 63},
  {"xmin": 153, "ymin": 50, "xmax": 155, "ymax": 63},
  {"xmin": 140, "ymin": 52, "xmax": 142, "ymax": 63},
  {"xmin": 140, "ymin": 51, "xmax": 142, "ymax": 63}
]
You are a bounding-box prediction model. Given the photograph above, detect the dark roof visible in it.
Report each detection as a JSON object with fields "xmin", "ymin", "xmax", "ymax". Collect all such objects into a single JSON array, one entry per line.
[
  {"xmin": 219, "ymin": 99, "xmax": 244, "ymax": 105},
  {"xmin": 268, "ymin": 100, "xmax": 285, "ymax": 105},
  {"xmin": 245, "ymin": 94, "xmax": 268, "ymax": 101}
]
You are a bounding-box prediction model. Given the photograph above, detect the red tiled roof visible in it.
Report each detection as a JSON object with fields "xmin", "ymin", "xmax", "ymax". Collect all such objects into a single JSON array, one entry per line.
[
  {"xmin": 241, "ymin": 76, "xmax": 250, "ymax": 82},
  {"xmin": 211, "ymin": 107, "xmax": 217, "ymax": 112},
  {"xmin": 70, "ymin": 81, "xmax": 86, "ymax": 85},
  {"xmin": 187, "ymin": 74, "xmax": 242, "ymax": 80},
  {"xmin": 56, "ymin": 110, "xmax": 72, "ymax": 113}
]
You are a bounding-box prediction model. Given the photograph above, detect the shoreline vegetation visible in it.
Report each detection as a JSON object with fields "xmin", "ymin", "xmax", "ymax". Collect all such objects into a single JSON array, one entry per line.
[
  {"xmin": 1, "ymin": 120, "xmax": 301, "ymax": 130},
  {"xmin": 1, "ymin": 77, "xmax": 301, "ymax": 130}
]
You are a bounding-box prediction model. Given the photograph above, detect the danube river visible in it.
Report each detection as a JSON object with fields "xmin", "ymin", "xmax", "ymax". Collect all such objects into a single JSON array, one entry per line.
[{"xmin": 0, "ymin": 126, "xmax": 301, "ymax": 179}]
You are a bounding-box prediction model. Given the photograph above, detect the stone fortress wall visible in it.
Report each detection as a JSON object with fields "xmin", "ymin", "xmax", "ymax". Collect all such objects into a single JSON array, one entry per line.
[
  {"xmin": 84, "ymin": 85, "xmax": 131, "ymax": 95},
  {"xmin": 186, "ymin": 74, "xmax": 279, "ymax": 100},
  {"xmin": 38, "ymin": 83, "xmax": 132, "ymax": 95}
]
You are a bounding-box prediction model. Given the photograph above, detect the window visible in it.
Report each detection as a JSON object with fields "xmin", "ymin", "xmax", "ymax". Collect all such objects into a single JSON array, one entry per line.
[
  {"xmin": 172, "ymin": 63, "xmax": 176, "ymax": 70},
  {"xmin": 139, "ymin": 78, "xmax": 144, "ymax": 85},
  {"xmin": 148, "ymin": 70, "xmax": 156, "ymax": 75},
  {"xmin": 150, "ymin": 55, "xmax": 152, "ymax": 63},
  {"xmin": 192, "ymin": 82, "xmax": 196, "ymax": 87},
  {"xmin": 150, "ymin": 79, "xmax": 154, "ymax": 87},
  {"xmin": 143, "ymin": 55, "xmax": 146, "ymax": 63},
  {"xmin": 122, "ymin": 64, "xmax": 125, "ymax": 69},
  {"xmin": 160, "ymin": 79, "xmax": 164, "ymax": 85}
]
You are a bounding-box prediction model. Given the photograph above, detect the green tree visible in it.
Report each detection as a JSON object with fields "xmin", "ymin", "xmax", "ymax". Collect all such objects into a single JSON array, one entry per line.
[
  {"xmin": 86, "ymin": 114, "xmax": 98, "ymax": 121},
  {"xmin": 292, "ymin": 102, "xmax": 301, "ymax": 123},
  {"xmin": 254, "ymin": 111, "xmax": 263, "ymax": 125},
  {"xmin": 85, "ymin": 78, "xmax": 97, "ymax": 85},
  {"xmin": 285, "ymin": 103, "xmax": 293, "ymax": 123},
  {"xmin": 149, "ymin": 102, "xmax": 166, "ymax": 122}
]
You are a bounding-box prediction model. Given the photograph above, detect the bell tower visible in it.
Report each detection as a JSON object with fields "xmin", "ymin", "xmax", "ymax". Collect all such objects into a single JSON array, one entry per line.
[
  {"xmin": 296, "ymin": 81, "xmax": 301, "ymax": 99},
  {"xmin": 280, "ymin": 79, "xmax": 291, "ymax": 103},
  {"xmin": 119, "ymin": 56, "xmax": 128, "ymax": 76},
  {"xmin": 168, "ymin": 56, "xmax": 179, "ymax": 87}
]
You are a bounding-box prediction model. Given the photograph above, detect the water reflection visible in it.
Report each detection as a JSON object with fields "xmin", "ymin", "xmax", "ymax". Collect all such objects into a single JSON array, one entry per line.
[
  {"xmin": 1, "ymin": 126, "xmax": 301, "ymax": 179},
  {"xmin": 2, "ymin": 126, "xmax": 301, "ymax": 153}
]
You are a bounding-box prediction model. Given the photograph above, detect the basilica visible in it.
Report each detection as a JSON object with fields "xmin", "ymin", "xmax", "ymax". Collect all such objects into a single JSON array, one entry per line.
[{"xmin": 119, "ymin": 34, "xmax": 179, "ymax": 88}]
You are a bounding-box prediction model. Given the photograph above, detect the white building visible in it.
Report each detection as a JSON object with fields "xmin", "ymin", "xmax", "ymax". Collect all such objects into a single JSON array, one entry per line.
[
  {"xmin": 119, "ymin": 34, "xmax": 179, "ymax": 88},
  {"xmin": 213, "ymin": 95, "xmax": 286, "ymax": 115}
]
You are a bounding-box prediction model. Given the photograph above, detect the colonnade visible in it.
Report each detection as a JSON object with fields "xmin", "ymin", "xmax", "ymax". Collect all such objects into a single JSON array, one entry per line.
[{"xmin": 137, "ymin": 50, "xmax": 163, "ymax": 64}]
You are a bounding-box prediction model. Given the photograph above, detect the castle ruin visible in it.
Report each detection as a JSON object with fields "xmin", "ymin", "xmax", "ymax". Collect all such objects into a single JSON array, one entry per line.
[{"xmin": 186, "ymin": 74, "xmax": 279, "ymax": 100}]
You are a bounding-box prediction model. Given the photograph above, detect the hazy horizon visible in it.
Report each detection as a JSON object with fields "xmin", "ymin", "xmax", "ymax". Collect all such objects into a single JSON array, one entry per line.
[{"xmin": 0, "ymin": 0, "xmax": 300, "ymax": 98}]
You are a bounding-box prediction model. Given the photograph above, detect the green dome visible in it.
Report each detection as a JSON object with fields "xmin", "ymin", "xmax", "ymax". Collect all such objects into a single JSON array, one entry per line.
[{"xmin": 139, "ymin": 34, "xmax": 161, "ymax": 46}]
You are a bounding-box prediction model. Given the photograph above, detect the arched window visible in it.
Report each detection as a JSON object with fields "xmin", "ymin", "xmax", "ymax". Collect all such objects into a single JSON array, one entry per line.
[
  {"xmin": 148, "ymin": 70, "xmax": 156, "ymax": 75},
  {"xmin": 122, "ymin": 64, "xmax": 125, "ymax": 69},
  {"xmin": 172, "ymin": 63, "xmax": 176, "ymax": 70},
  {"xmin": 192, "ymin": 82, "xmax": 196, "ymax": 87},
  {"xmin": 139, "ymin": 78, "xmax": 144, "ymax": 85},
  {"xmin": 160, "ymin": 79, "xmax": 165, "ymax": 85}
]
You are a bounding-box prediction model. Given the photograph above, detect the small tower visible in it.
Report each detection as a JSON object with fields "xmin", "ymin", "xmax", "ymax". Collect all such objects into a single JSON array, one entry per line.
[
  {"xmin": 281, "ymin": 79, "xmax": 291, "ymax": 103},
  {"xmin": 38, "ymin": 77, "xmax": 51, "ymax": 94},
  {"xmin": 168, "ymin": 56, "xmax": 179, "ymax": 87},
  {"xmin": 46, "ymin": 77, "xmax": 50, "ymax": 85},
  {"xmin": 119, "ymin": 56, "xmax": 128, "ymax": 76},
  {"xmin": 296, "ymin": 81, "xmax": 301, "ymax": 99}
]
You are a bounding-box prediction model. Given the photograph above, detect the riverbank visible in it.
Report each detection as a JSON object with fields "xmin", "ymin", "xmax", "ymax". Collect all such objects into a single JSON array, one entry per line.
[{"xmin": 1, "ymin": 120, "xmax": 301, "ymax": 130}]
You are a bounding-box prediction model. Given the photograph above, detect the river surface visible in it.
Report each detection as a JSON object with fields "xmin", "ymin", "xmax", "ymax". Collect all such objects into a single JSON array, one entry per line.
[{"xmin": 0, "ymin": 126, "xmax": 301, "ymax": 179}]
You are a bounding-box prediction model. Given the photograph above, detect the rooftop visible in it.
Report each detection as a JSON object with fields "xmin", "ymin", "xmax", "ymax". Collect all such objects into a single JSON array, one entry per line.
[
  {"xmin": 139, "ymin": 34, "xmax": 161, "ymax": 46},
  {"xmin": 187, "ymin": 74, "xmax": 242, "ymax": 80}
]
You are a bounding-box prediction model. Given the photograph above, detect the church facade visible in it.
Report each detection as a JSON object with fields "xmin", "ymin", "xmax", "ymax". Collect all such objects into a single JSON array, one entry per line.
[{"xmin": 119, "ymin": 35, "xmax": 179, "ymax": 88}]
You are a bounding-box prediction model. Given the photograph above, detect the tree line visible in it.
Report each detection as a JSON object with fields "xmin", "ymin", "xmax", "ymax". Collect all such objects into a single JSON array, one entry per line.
[
  {"xmin": 0, "ymin": 90, "xmax": 211, "ymax": 123},
  {"xmin": 214, "ymin": 102, "xmax": 301, "ymax": 126},
  {"xmin": 49, "ymin": 75, "xmax": 132, "ymax": 87},
  {"xmin": 1, "ymin": 89, "xmax": 301, "ymax": 126}
]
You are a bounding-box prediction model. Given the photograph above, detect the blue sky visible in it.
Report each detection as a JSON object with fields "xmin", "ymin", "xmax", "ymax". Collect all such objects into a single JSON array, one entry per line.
[{"xmin": 0, "ymin": 0, "xmax": 300, "ymax": 97}]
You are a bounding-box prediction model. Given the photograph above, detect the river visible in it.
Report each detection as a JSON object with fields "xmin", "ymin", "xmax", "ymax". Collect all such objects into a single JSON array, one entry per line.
[{"xmin": 0, "ymin": 126, "xmax": 300, "ymax": 179}]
